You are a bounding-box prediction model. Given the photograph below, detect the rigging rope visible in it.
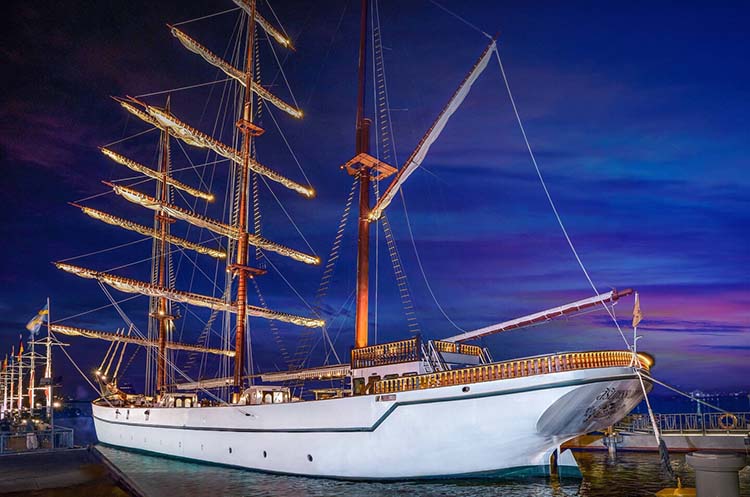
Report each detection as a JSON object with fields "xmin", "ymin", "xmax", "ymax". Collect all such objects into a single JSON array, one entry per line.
[
  {"xmin": 103, "ymin": 128, "xmax": 157, "ymax": 148},
  {"xmin": 57, "ymin": 237, "xmax": 151, "ymax": 263},
  {"xmin": 400, "ymin": 192, "xmax": 465, "ymax": 333},
  {"xmin": 135, "ymin": 78, "xmax": 233, "ymax": 99},
  {"xmin": 172, "ymin": 7, "xmax": 240, "ymax": 27},
  {"xmin": 494, "ymin": 47, "xmax": 631, "ymax": 349},
  {"xmin": 428, "ymin": 0, "xmax": 492, "ymax": 40}
]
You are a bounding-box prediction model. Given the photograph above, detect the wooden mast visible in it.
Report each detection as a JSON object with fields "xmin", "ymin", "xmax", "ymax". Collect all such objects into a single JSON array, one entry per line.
[
  {"xmin": 234, "ymin": 0, "xmax": 259, "ymax": 392},
  {"xmin": 354, "ymin": 0, "xmax": 371, "ymax": 350},
  {"xmin": 155, "ymin": 97, "xmax": 172, "ymax": 395}
]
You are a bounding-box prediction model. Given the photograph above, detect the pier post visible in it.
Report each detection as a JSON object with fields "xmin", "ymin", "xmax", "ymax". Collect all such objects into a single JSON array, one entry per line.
[{"xmin": 685, "ymin": 452, "xmax": 747, "ymax": 497}]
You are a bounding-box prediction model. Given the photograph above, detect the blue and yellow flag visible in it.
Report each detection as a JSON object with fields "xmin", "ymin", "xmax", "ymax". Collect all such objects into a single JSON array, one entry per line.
[{"xmin": 25, "ymin": 303, "xmax": 49, "ymax": 335}]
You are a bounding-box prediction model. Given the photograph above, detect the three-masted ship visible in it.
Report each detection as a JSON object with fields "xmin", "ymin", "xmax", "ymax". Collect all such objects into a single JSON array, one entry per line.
[{"xmin": 55, "ymin": 0, "xmax": 654, "ymax": 479}]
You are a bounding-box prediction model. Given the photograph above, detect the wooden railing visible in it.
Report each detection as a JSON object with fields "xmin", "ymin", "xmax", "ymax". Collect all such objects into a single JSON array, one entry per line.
[
  {"xmin": 351, "ymin": 337, "xmax": 420, "ymax": 369},
  {"xmin": 431, "ymin": 340, "xmax": 483, "ymax": 357},
  {"xmin": 373, "ymin": 350, "xmax": 651, "ymax": 394}
]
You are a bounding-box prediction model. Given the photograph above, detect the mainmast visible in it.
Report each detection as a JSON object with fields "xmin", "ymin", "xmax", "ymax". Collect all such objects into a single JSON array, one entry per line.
[
  {"xmin": 156, "ymin": 97, "xmax": 172, "ymax": 395},
  {"xmin": 234, "ymin": 0, "xmax": 260, "ymax": 392},
  {"xmin": 354, "ymin": 0, "xmax": 371, "ymax": 349}
]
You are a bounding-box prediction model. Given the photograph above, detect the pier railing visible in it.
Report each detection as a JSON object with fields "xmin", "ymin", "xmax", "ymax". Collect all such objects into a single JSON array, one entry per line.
[
  {"xmin": 373, "ymin": 350, "xmax": 650, "ymax": 394},
  {"xmin": 616, "ymin": 412, "xmax": 750, "ymax": 434},
  {"xmin": 0, "ymin": 427, "xmax": 74, "ymax": 455}
]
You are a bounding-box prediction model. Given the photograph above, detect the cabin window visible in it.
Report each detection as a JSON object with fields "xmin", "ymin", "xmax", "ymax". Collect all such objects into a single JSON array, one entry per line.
[
  {"xmin": 383, "ymin": 374, "xmax": 399, "ymax": 380},
  {"xmin": 176, "ymin": 398, "xmax": 183, "ymax": 408},
  {"xmin": 353, "ymin": 378, "xmax": 366, "ymax": 395},
  {"xmin": 185, "ymin": 398, "xmax": 192, "ymax": 408},
  {"xmin": 263, "ymin": 392, "xmax": 273, "ymax": 404},
  {"xmin": 272, "ymin": 391, "xmax": 285, "ymax": 404}
]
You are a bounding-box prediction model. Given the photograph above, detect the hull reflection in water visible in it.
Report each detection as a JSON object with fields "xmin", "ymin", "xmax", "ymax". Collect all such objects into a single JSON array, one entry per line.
[{"xmin": 96, "ymin": 444, "xmax": 750, "ymax": 497}]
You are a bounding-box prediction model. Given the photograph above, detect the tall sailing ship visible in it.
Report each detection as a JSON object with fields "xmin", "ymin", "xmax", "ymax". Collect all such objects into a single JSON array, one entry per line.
[{"xmin": 53, "ymin": 0, "xmax": 654, "ymax": 479}]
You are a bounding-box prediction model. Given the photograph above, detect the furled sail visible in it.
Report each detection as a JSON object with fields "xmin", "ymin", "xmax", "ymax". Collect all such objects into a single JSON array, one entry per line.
[
  {"xmin": 117, "ymin": 98, "xmax": 163, "ymax": 130},
  {"xmin": 170, "ymin": 27, "xmax": 302, "ymax": 119},
  {"xmin": 442, "ymin": 289, "xmax": 633, "ymax": 343},
  {"xmin": 50, "ymin": 324, "xmax": 234, "ymax": 357},
  {"xmin": 75, "ymin": 204, "xmax": 226, "ymax": 259},
  {"xmin": 122, "ymin": 97, "xmax": 313, "ymax": 197},
  {"xmin": 100, "ymin": 147, "xmax": 214, "ymax": 201},
  {"xmin": 232, "ymin": 0, "xmax": 294, "ymax": 50},
  {"xmin": 369, "ymin": 40, "xmax": 497, "ymax": 220},
  {"xmin": 107, "ymin": 183, "xmax": 319, "ymax": 265},
  {"xmin": 54, "ymin": 263, "xmax": 325, "ymax": 328}
]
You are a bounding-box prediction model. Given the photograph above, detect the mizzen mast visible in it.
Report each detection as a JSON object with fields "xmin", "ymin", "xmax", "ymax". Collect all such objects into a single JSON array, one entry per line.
[{"xmin": 354, "ymin": 0, "xmax": 371, "ymax": 350}]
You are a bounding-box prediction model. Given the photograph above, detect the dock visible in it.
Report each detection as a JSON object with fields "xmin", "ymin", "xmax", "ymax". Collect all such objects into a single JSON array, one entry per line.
[
  {"xmin": 566, "ymin": 411, "xmax": 750, "ymax": 452},
  {"xmin": 0, "ymin": 425, "xmax": 144, "ymax": 497}
]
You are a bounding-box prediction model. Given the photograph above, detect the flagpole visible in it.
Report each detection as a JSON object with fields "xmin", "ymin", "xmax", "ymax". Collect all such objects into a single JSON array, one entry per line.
[
  {"xmin": 46, "ymin": 297, "xmax": 54, "ymax": 448},
  {"xmin": 9, "ymin": 349, "xmax": 14, "ymax": 417},
  {"xmin": 17, "ymin": 338, "xmax": 23, "ymax": 411},
  {"xmin": 30, "ymin": 329, "xmax": 36, "ymax": 413},
  {"xmin": 1, "ymin": 358, "xmax": 7, "ymax": 419}
]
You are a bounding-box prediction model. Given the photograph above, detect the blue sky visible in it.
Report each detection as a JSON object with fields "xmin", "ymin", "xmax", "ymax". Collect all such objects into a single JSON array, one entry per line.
[{"xmin": 1, "ymin": 1, "xmax": 748, "ymax": 396}]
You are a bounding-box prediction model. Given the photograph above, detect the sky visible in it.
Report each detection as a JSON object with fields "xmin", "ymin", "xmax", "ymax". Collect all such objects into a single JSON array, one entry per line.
[{"xmin": 1, "ymin": 1, "xmax": 748, "ymax": 399}]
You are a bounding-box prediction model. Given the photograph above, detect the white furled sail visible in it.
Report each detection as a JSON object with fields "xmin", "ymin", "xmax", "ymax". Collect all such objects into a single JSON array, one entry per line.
[
  {"xmin": 54, "ymin": 263, "xmax": 325, "ymax": 328},
  {"xmin": 107, "ymin": 183, "xmax": 319, "ymax": 265},
  {"xmin": 232, "ymin": 0, "xmax": 294, "ymax": 50},
  {"xmin": 50, "ymin": 324, "xmax": 235, "ymax": 357},
  {"xmin": 369, "ymin": 40, "xmax": 497, "ymax": 220},
  {"xmin": 122, "ymin": 98, "xmax": 313, "ymax": 197},
  {"xmin": 170, "ymin": 27, "xmax": 302, "ymax": 119},
  {"xmin": 75, "ymin": 205, "xmax": 226, "ymax": 259},
  {"xmin": 100, "ymin": 147, "xmax": 214, "ymax": 201},
  {"xmin": 442, "ymin": 289, "xmax": 633, "ymax": 343}
]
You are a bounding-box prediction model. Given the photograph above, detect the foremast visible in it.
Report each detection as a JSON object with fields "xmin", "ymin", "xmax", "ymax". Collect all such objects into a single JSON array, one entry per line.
[{"xmin": 56, "ymin": 0, "xmax": 323, "ymax": 401}]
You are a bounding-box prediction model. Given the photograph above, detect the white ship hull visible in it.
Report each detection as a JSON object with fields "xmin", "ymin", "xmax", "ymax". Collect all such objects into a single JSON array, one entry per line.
[{"xmin": 93, "ymin": 365, "xmax": 648, "ymax": 479}]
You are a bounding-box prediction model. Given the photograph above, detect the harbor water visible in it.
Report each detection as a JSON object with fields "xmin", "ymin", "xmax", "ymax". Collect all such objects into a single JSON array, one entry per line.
[{"xmin": 97, "ymin": 445, "xmax": 750, "ymax": 497}]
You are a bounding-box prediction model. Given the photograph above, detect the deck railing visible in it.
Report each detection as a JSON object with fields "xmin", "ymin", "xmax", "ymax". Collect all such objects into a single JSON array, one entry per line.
[
  {"xmin": 0, "ymin": 427, "xmax": 74, "ymax": 455},
  {"xmin": 431, "ymin": 340, "xmax": 483, "ymax": 357},
  {"xmin": 373, "ymin": 350, "xmax": 650, "ymax": 394},
  {"xmin": 617, "ymin": 412, "xmax": 750, "ymax": 434},
  {"xmin": 351, "ymin": 337, "xmax": 420, "ymax": 369}
]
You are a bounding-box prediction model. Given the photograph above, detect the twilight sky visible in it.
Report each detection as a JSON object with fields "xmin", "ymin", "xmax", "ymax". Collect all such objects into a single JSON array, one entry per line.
[{"xmin": 1, "ymin": 1, "xmax": 748, "ymax": 397}]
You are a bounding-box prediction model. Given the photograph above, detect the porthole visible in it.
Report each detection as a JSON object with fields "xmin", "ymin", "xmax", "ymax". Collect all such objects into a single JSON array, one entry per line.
[
  {"xmin": 462, "ymin": 386, "xmax": 470, "ymax": 393},
  {"xmin": 307, "ymin": 454, "xmax": 313, "ymax": 462},
  {"xmin": 229, "ymin": 447, "xmax": 233, "ymax": 454},
  {"xmin": 263, "ymin": 451, "xmax": 267, "ymax": 458}
]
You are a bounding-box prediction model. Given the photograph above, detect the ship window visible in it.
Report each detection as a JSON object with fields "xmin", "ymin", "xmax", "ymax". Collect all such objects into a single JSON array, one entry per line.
[
  {"xmin": 263, "ymin": 450, "xmax": 267, "ymax": 458},
  {"xmin": 229, "ymin": 447, "xmax": 233, "ymax": 454},
  {"xmin": 272, "ymin": 391, "xmax": 285, "ymax": 404},
  {"xmin": 176, "ymin": 399, "xmax": 183, "ymax": 408},
  {"xmin": 185, "ymin": 398, "xmax": 192, "ymax": 408},
  {"xmin": 263, "ymin": 392, "xmax": 273, "ymax": 404},
  {"xmin": 307, "ymin": 454, "xmax": 313, "ymax": 462},
  {"xmin": 353, "ymin": 378, "xmax": 366, "ymax": 395},
  {"xmin": 384, "ymin": 374, "xmax": 399, "ymax": 380}
]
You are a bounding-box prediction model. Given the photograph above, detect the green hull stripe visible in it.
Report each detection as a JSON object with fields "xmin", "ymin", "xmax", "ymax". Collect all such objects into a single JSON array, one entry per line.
[{"xmin": 97, "ymin": 443, "xmax": 578, "ymax": 481}]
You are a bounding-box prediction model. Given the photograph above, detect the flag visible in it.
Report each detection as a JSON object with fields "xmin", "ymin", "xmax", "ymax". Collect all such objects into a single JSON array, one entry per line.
[
  {"xmin": 17, "ymin": 337, "xmax": 24, "ymax": 360},
  {"xmin": 25, "ymin": 303, "xmax": 49, "ymax": 335},
  {"xmin": 632, "ymin": 292, "xmax": 643, "ymax": 328},
  {"xmin": 1, "ymin": 355, "xmax": 6, "ymax": 372}
]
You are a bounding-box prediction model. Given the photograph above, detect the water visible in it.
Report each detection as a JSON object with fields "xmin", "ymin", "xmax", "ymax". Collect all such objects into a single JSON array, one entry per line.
[{"xmin": 98, "ymin": 446, "xmax": 750, "ymax": 497}]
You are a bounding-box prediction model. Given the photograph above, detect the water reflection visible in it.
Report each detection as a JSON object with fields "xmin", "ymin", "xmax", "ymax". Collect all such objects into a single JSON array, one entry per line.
[{"xmin": 98, "ymin": 446, "xmax": 749, "ymax": 497}]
